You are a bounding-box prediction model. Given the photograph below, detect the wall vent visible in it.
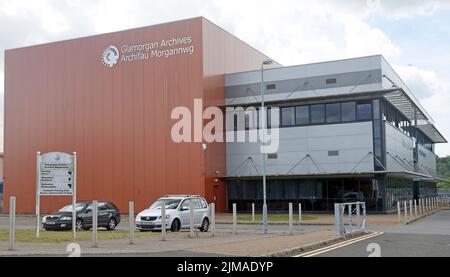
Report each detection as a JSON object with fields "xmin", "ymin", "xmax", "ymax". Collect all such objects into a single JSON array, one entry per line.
[
  {"xmin": 326, "ymin": 78, "xmax": 337, "ymax": 85},
  {"xmin": 328, "ymin": 151, "xmax": 339, "ymax": 156},
  {"xmin": 266, "ymin": 84, "xmax": 277, "ymax": 90}
]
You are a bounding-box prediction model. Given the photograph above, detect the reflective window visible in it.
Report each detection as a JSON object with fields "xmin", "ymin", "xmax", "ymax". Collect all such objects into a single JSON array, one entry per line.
[
  {"xmin": 357, "ymin": 103, "xmax": 372, "ymax": 121},
  {"xmin": 295, "ymin": 106, "xmax": 310, "ymax": 125},
  {"xmin": 281, "ymin": 107, "xmax": 296, "ymax": 126},
  {"xmin": 311, "ymin": 104, "xmax": 325, "ymax": 124},
  {"xmin": 326, "ymin": 103, "xmax": 341, "ymax": 123},
  {"xmin": 341, "ymin": 102, "xmax": 356, "ymax": 122}
]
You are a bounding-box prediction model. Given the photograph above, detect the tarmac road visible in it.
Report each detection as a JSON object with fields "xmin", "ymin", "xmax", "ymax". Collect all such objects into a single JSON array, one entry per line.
[{"xmin": 300, "ymin": 209, "xmax": 450, "ymax": 257}]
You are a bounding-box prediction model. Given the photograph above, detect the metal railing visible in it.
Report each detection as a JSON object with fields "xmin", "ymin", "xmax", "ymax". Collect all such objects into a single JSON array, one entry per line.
[{"xmin": 335, "ymin": 202, "xmax": 367, "ymax": 236}]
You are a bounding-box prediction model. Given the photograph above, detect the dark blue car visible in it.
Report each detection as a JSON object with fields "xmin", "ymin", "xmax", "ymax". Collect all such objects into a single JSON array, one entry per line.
[{"xmin": 42, "ymin": 201, "xmax": 121, "ymax": 231}]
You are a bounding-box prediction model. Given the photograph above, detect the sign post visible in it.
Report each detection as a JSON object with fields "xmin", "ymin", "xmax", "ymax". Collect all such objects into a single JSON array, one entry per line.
[
  {"xmin": 72, "ymin": 152, "xmax": 77, "ymax": 239},
  {"xmin": 36, "ymin": 152, "xmax": 77, "ymax": 239},
  {"xmin": 36, "ymin": 152, "xmax": 41, "ymax": 239}
]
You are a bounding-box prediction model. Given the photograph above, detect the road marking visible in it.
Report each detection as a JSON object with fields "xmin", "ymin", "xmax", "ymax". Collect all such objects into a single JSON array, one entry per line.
[{"xmin": 294, "ymin": 232, "xmax": 384, "ymax": 257}]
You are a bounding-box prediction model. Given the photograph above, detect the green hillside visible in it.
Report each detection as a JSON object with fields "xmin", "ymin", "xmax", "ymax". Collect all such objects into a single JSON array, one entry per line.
[{"xmin": 437, "ymin": 156, "xmax": 450, "ymax": 189}]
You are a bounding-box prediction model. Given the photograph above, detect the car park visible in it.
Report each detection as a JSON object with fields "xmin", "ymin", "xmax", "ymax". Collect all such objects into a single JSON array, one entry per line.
[
  {"xmin": 42, "ymin": 201, "xmax": 121, "ymax": 231},
  {"xmin": 136, "ymin": 195, "xmax": 210, "ymax": 232}
]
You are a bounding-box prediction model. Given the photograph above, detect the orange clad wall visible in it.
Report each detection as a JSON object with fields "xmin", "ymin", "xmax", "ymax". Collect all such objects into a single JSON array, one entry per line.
[{"xmin": 4, "ymin": 17, "xmax": 278, "ymax": 214}]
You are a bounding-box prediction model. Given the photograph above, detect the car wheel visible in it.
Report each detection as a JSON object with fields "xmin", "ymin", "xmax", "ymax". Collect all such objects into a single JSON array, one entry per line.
[
  {"xmin": 200, "ymin": 218, "xmax": 209, "ymax": 232},
  {"xmin": 75, "ymin": 219, "xmax": 84, "ymax": 231},
  {"xmin": 170, "ymin": 219, "xmax": 181, "ymax": 232},
  {"xmin": 106, "ymin": 218, "xmax": 117, "ymax": 231}
]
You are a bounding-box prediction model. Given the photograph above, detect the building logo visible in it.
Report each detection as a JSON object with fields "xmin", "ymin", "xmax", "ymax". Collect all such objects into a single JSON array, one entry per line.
[{"xmin": 102, "ymin": 45, "xmax": 120, "ymax": 68}]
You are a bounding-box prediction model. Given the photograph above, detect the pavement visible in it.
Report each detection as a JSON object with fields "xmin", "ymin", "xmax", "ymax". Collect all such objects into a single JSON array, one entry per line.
[
  {"xmin": 0, "ymin": 229, "xmax": 337, "ymax": 257},
  {"xmin": 0, "ymin": 208, "xmax": 444, "ymax": 257},
  {"xmin": 301, "ymin": 208, "xmax": 450, "ymax": 257}
]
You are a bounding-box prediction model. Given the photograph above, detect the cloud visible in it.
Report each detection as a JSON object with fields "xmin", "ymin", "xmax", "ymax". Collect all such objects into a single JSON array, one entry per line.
[
  {"xmin": 0, "ymin": 0, "xmax": 449, "ymax": 155},
  {"xmin": 364, "ymin": 0, "xmax": 450, "ymax": 20},
  {"xmin": 394, "ymin": 65, "xmax": 450, "ymax": 156}
]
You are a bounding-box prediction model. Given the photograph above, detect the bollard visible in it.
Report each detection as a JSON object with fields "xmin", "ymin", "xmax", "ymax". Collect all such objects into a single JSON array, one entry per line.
[
  {"xmin": 414, "ymin": 200, "xmax": 418, "ymax": 217},
  {"xmin": 211, "ymin": 203, "xmax": 216, "ymax": 237},
  {"xmin": 232, "ymin": 203, "xmax": 237, "ymax": 235},
  {"xmin": 397, "ymin": 201, "xmax": 401, "ymax": 222},
  {"xmin": 419, "ymin": 199, "xmax": 422, "ymax": 214},
  {"xmin": 334, "ymin": 203, "xmax": 343, "ymax": 236},
  {"xmin": 9, "ymin": 196, "xmax": 16, "ymax": 251},
  {"xmin": 92, "ymin": 201, "xmax": 98, "ymax": 248},
  {"xmin": 409, "ymin": 200, "xmax": 413, "ymax": 218},
  {"xmin": 422, "ymin": 199, "xmax": 425, "ymax": 213},
  {"xmin": 252, "ymin": 203, "xmax": 255, "ymax": 222},
  {"xmin": 161, "ymin": 200, "xmax": 166, "ymax": 241},
  {"xmin": 190, "ymin": 200, "xmax": 195, "ymax": 239},
  {"xmin": 289, "ymin": 203, "xmax": 293, "ymax": 235},
  {"xmin": 404, "ymin": 201, "xmax": 407, "ymax": 220},
  {"xmin": 299, "ymin": 203, "xmax": 303, "ymax": 223},
  {"xmin": 129, "ymin": 201, "xmax": 135, "ymax": 245}
]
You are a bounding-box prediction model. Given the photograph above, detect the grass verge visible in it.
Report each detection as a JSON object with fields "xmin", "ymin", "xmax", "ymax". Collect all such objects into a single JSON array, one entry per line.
[
  {"xmin": 0, "ymin": 229, "xmax": 158, "ymax": 243},
  {"xmin": 237, "ymin": 214, "xmax": 319, "ymax": 222}
]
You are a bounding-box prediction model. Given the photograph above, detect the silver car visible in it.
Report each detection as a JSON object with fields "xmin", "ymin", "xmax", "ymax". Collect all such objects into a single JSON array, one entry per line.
[{"xmin": 136, "ymin": 195, "xmax": 210, "ymax": 232}]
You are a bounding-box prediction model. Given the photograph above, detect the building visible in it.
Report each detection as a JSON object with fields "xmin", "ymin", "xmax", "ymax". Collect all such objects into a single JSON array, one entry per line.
[
  {"xmin": 4, "ymin": 17, "xmax": 278, "ymax": 214},
  {"xmin": 224, "ymin": 55, "xmax": 447, "ymax": 213},
  {"xmin": 0, "ymin": 153, "xmax": 3, "ymax": 212},
  {"xmin": 3, "ymin": 17, "xmax": 446, "ymax": 214}
]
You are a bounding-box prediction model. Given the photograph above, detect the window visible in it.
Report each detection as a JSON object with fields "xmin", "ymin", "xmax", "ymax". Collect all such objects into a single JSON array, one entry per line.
[
  {"xmin": 326, "ymin": 103, "xmax": 341, "ymax": 123},
  {"xmin": 326, "ymin": 78, "xmax": 337, "ymax": 85},
  {"xmin": 357, "ymin": 103, "xmax": 372, "ymax": 121},
  {"xmin": 266, "ymin": 84, "xmax": 276, "ymax": 90},
  {"xmin": 281, "ymin": 107, "xmax": 296, "ymax": 126},
  {"xmin": 192, "ymin": 199, "xmax": 202, "ymax": 209},
  {"xmin": 296, "ymin": 106, "xmax": 310, "ymax": 125},
  {"xmin": 181, "ymin": 200, "xmax": 191, "ymax": 210},
  {"xmin": 341, "ymin": 102, "xmax": 356, "ymax": 122},
  {"xmin": 245, "ymin": 110, "xmax": 258, "ymax": 130},
  {"xmin": 98, "ymin": 202, "xmax": 109, "ymax": 211},
  {"xmin": 311, "ymin": 104, "xmax": 325, "ymax": 124}
]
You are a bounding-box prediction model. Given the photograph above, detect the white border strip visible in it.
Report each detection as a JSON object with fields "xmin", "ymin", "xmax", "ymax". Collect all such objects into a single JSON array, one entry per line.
[{"xmin": 294, "ymin": 232, "xmax": 384, "ymax": 257}]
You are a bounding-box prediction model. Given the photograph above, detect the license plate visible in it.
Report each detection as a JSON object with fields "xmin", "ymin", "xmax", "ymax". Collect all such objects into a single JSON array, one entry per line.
[
  {"xmin": 46, "ymin": 222, "xmax": 56, "ymax": 225},
  {"xmin": 139, "ymin": 221, "xmax": 153, "ymax": 226}
]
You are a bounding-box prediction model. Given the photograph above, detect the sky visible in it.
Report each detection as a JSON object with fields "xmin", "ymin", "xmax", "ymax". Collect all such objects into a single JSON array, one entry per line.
[{"xmin": 1, "ymin": 0, "xmax": 450, "ymax": 156}]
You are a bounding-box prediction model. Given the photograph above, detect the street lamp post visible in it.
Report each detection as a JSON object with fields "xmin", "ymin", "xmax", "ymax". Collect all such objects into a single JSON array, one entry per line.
[{"xmin": 261, "ymin": 60, "xmax": 272, "ymax": 234}]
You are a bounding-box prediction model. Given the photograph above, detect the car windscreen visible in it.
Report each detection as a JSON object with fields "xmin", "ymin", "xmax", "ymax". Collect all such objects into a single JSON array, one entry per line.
[
  {"xmin": 149, "ymin": 199, "xmax": 181, "ymax": 210},
  {"xmin": 59, "ymin": 203, "xmax": 88, "ymax": 212}
]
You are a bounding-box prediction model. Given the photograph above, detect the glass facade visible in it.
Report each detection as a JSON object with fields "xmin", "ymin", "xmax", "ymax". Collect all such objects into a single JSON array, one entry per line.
[
  {"xmin": 385, "ymin": 178, "xmax": 413, "ymax": 212},
  {"xmin": 310, "ymin": 104, "xmax": 325, "ymax": 124},
  {"xmin": 235, "ymin": 100, "xmax": 375, "ymax": 131},
  {"xmin": 227, "ymin": 178, "xmax": 384, "ymax": 213}
]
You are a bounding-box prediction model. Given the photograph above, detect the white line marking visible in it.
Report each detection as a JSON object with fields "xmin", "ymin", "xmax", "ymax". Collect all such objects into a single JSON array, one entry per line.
[
  {"xmin": 294, "ymin": 232, "xmax": 382, "ymax": 257},
  {"xmin": 294, "ymin": 232, "xmax": 384, "ymax": 257}
]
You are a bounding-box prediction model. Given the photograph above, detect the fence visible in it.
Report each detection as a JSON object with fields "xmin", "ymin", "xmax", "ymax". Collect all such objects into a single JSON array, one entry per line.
[{"xmin": 334, "ymin": 202, "xmax": 367, "ymax": 236}]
